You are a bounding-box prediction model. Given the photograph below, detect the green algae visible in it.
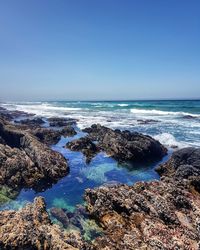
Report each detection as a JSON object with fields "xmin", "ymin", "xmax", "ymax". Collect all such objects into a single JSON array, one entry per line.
[
  {"xmin": 52, "ymin": 197, "xmax": 75, "ymax": 212},
  {"xmin": 0, "ymin": 185, "xmax": 18, "ymax": 205}
]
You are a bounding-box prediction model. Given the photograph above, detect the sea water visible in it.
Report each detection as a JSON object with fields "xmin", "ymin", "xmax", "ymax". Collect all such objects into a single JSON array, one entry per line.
[{"xmin": 0, "ymin": 100, "xmax": 199, "ymax": 212}]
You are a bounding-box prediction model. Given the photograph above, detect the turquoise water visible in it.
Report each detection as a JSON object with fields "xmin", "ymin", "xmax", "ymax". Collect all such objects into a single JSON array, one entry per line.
[{"xmin": 0, "ymin": 100, "xmax": 199, "ymax": 212}]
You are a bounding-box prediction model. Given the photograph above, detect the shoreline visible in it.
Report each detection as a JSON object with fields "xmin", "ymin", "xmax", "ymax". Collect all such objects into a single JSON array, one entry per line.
[{"xmin": 0, "ymin": 107, "xmax": 200, "ymax": 249}]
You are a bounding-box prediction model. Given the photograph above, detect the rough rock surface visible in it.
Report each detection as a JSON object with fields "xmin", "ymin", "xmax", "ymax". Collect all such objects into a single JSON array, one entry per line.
[
  {"xmin": 48, "ymin": 117, "xmax": 78, "ymax": 127},
  {"xmin": 84, "ymin": 147, "xmax": 200, "ymax": 249},
  {"xmin": 0, "ymin": 107, "xmax": 33, "ymax": 121},
  {"xmin": 32, "ymin": 126, "xmax": 76, "ymax": 145},
  {"xmin": 66, "ymin": 137, "xmax": 99, "ymax": 163},
  {"xmin": 0, "ymin": 119, "xmax": 68, "ymax": 192},
  {"xmin": 82, "ymin": 124, "xmax": 167, "ymax": 163},
  {"xmin": 14, "ymin": 117, "xmax": 45, "ymax": 126},
  {"xmin": 0, "ymin": 197, "xmax": 89, "ymax": 250}
]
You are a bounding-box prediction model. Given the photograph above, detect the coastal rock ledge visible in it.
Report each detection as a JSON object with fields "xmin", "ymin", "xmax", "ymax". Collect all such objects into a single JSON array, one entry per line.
[
  {"xmin": 67, "ymin": 124, "xmax": 167, "ymax": 163},
  {"xmin": 0, "ymin": 197, "xmax": 89, "ymax": 250},
  {"xmin": 0, "ymin": 118, "xmax": 68, "ymax": 193},
  {"xmin": 84, "ymin": 147, "xmax": 200, "ymax": 249}
]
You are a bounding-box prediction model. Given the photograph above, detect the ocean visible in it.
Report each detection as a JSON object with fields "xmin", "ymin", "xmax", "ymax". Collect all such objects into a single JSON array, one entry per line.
[
  {"xmin": 0, "ymin": 100, "xmax": 200, "ymax": 220},
  {"xmin": 1, "ymin": 100, "xmax": 200, "ymax": 148}
]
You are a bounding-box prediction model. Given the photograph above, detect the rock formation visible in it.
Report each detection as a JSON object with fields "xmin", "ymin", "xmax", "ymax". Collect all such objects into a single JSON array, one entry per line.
[
  {"xmin": 66, "ymin": 137, "xmax": 99, "ymax": 163},
  {"xmin": 77, "ymin": 124, "xmax": 167, "ymax": 163},
  {"xmin": 0, "ymin": 118, "xmax": 69, "ymax": 193},
  {"xmin": 84, "ymin": 147, "xmax": 200, "ymax": 249},
  {"xmin": 0, "ymin": 197, "xmax": 89, "ymax": 250}
]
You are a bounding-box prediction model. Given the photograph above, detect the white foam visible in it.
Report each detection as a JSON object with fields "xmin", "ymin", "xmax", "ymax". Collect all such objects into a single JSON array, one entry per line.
[
  {"xmin": 130, "ymin": 108, "xmax": 200, "ymax": 117},
  {"xmin": 118, "ymin": 104, "xmax": 129, "ymax": 107},
  {"xmin": 154, "ymin": 133, "xmax": 187, "ymax": 148}
]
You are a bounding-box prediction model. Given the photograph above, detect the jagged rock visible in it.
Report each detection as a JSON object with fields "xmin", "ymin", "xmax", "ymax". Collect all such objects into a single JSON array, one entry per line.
[
  {"xmin": 82, "ymin": 124, "xmax": 167, "ymax": 163},
  {"xmin": 0, "ymin": 107, "xmax": 33, "ymax": 121},
  {"xmin": 14, "ymin": 117, "xmax": 45, "ymax": 126},
  {"xmin": 0, "ymin": 197, "xmax": 89, "ymax": 250},
  {"xmin": 48, "ymin": 117, "xmax": 78, "ymax": 127},
  {"xmin": 50, "ymin": 207, "xmax": 69, "ymax": 228},
  {"xmin": 84, "ymin": 147, "xmax": 200, "ymax": 249},
  {"xmin": 0, "ymin": 119, "xmax": 69, "ymax": 192},
  {"xmin": 66, "ymin": 137, "xmax": 99, "ymax": 163}
]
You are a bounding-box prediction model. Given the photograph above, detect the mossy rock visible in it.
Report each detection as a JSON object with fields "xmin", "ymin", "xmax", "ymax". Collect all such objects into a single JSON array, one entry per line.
[{"xmin": 0, "ymin": 185, "xmax": 18, "ymax": 205}]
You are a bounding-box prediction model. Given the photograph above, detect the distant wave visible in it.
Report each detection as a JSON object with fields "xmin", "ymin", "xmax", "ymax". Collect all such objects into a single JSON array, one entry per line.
[
  {"xmin": 117, "ymin": 104, "xmax": 129, "ymax": 107},
  {"xmin": 130, "ymin": 108, "xmax": 200, "ymax": 117}
]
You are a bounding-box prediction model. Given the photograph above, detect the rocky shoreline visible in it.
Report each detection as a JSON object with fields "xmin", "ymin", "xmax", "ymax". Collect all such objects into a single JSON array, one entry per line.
[{"xmin": 0, "ymin": 107, "xmax": 200, "ymax": 249}]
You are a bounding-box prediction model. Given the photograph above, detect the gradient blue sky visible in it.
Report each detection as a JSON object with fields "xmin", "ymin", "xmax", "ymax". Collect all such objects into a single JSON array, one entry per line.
[{"xmin": 0, "ymin": 0, "xmax": 199, "ymax": 101}]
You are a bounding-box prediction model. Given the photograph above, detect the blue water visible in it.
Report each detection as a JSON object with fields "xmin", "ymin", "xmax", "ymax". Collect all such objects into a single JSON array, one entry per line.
[{"xmin": 0, "ymin": 100, "xmax": 199, "ymax": 212}]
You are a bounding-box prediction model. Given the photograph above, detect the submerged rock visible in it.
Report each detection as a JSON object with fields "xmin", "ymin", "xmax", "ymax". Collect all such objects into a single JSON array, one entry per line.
[
  {"xmin": 82, "ymin": 124, "xmax": 167, "ymax": 163},
  {"xmin": 0, "ymin": 119, "xmax": 69, "ymax": 193},
  {"xmin": 50, "ymin": 207, "xmax": 70, "ymax": 228},
  {"xmin": 66, "ymin": 137, "xmax": 99, "ymax": 163},
  {"xmin": 0, "ymin": 197, "xmax": 89, "ymax": 250},
  {"xmin": 84, "ymin": 147, "xmax": 200, "ymax": 249}
]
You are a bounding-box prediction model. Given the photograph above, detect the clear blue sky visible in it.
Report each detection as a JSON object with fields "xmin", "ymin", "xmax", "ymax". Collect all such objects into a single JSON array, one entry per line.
[{"xmin": 0, "ymin": 0, "xmax": 199, "ymax": 101}]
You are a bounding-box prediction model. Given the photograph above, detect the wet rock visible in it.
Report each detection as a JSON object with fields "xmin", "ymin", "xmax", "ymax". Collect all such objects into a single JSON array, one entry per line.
[
  {"xmin": 83, "ymin": 124, "xmax": 167, "ymax": 163},
  {"xmin": 137, "ymin": 119, "xmax": 159, "ymax": 125},
  {"xmin": 0, "ymin": 119, "xmax": 69, "ymax": 193},
  {"xmin": 182, "ymin": 115, "xmax": 197, "ymax": 119},
  {"xmin": 30, "ymin": 126, "xmax": 77, "ymax": 145},
  {"xmin": 32, "ymin": 127, "xmax": 62, "ymax": 145},
  {"xmin": 0, "ymin": 197, "xmax": 88, "ymax": 250},
  {"xmin": 14, "ymin": 117, "xmax": 45, "ymax": 126},
  {"xmin": 84, "ymin": 147, "xmax": 200, "ymax": 249},
  {"xmin": 66, "ymin": 137, "xmax": 99, "ymax": 163},
  {"xmin": 156, "ymin": 147, "xmax": 200, "ymax": 177},
  {"xmin": 0, "ymin": 107, "xmax": 33, "ymax": 121},
  {"xmin": 48, "ymin": 117, "xmax": 78, "ymax": 127},
  {"xmin": 50, "ymin": 207, "xmax": 69, "ymax": 228}
]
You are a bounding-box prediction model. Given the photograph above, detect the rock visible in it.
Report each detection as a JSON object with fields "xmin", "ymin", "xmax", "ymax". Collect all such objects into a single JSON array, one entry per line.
[
  {"xmin": 66, "ymin": 137, "xmax": 99, "ymax": 163},
  {"xmin": 156, "ymin": 147, "xmax": 200, "ymax": 176},
  {"xmin": 0, "ymin": 107, "xmax": 33, "ymax": 121},
  {"xmin": 48, "ymin": 117, "xmax": 78, "ymax": 127},
  {"xmin": 0, "ymin": 197, "xmax": 88, "ymax": 249},
  {"xmin": 32, "ymin": 127, "xmax": 62, "ymax": 145},
  {"xmin": 50, "ymin": 207, "xmax": 69, "ymax": 228},
  {"xmin": 15, "ymin": 117, "xmax": 45, "ymax": 126},
  {"xmin": 137, "ymin": 119, "xmax": 159, "ymax": 125},
  {"xmin": 0, "ymin": 119, "xmax": 69, "ymax": 193},
  {"xmin": 182, "ymin": 115, "xmax": 197, "ymax": 119},
  {"xmin": 84, "ymin": 147, "xmax": 200, "ymax": 249},
  {"xmin": 30, "ymin": 126, "xmax": 77, "ymax": 145},
  {"xmin": 83, "ymin": 124, "xmax": 167, "ymax": 163}
]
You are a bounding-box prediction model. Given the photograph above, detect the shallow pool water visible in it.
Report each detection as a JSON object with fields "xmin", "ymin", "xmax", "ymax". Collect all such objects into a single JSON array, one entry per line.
[{"xmin": 0, "ymin": 129, "xmax": 170, "ymax": 212}]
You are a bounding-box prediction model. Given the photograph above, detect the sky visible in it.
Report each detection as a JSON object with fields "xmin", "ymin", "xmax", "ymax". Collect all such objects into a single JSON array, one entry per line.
[{"xmin": 0, "ymin": 0, "xmax": 199, "ymax": 101}]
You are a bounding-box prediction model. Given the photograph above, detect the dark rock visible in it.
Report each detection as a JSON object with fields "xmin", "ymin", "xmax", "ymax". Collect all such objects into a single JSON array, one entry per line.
[
  {"xmin": 50, "ymin": 207, "xmax": 69, "ymax": 228},
  {"xmin": 66, "ymin": 137, "xmax": 99, "ymax": 163},
  {"xmin": 31, "ymin": 127, "xmax": 61, "ymax": 145},
  {"xmin": 0, "ymin": 107, "xmax": 33, "ymax": 121},
  {"xmin": 83, "ymin": 124, "xmax": 167, "ymax": 163},
  {"xmin": 0, "ymin": 119, "xmax": 69, "ymax": 193},
  {"xmin": 48, "ymin": 117, "xmax": 78, "ymax": 127},
  {"xmin": 137, "ymin": 119, "xmax": 159, "ymax": 125},
  {"xmin": 15, "ymin": 117, "xmax": 45, "ymax": 126},
  {"xmin": 156, "ymin": 147, "xmax": 200, "ymax": 177},
  {"xmin": 182, "ymin": 115, "xmax": 197, "ymax": 119}
]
